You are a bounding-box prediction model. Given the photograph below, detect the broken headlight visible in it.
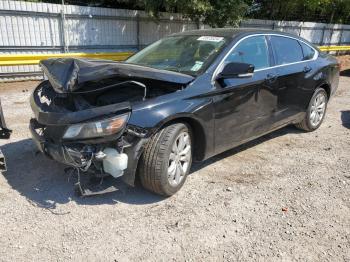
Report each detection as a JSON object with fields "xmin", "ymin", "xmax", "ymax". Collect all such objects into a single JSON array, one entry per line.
[{"xmin": 63, "ymin": 113, "xmax": 129, "ymax": 140}]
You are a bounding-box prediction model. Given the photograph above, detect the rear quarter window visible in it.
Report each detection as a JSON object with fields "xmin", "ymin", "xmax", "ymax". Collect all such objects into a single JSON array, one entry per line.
[
  {"xmin": 300, "ymin": 42, "xmax": 316, "ymax": 60},
  {"xmin": 271, "ymin": 36, "xmax": 304, "ymax": 65}
]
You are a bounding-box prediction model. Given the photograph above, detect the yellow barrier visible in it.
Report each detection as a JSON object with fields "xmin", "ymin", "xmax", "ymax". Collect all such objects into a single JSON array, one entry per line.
[
  {"xmin": 0, "ymin": 52, "xmax": 134, "ymax": 66},
  {"xmin": 0, "ymin": 46, "xmax": 349, "ymax": 66},
  {"xmin": 318, "ymin": 45, "xmax": 350, "ymax": 51}
]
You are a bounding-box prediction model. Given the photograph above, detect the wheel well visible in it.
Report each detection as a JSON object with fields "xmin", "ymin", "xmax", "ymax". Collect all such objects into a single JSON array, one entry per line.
[
  {"xmin": 133, "ymin": 117, "xmax": 206, "ymax": 186},
  {"xmin": 160, "ymin": 117, "xmax": 206, "ymax": 161},
  {"xmin": 319, "ymin": 83, "xmax": 331, "ymax": 98}
]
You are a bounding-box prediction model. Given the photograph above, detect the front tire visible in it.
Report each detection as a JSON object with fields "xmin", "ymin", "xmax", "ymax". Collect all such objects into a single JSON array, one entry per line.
[
  {"xmin": 296, "ymin": 88, "xmax": 328, "ymax": 131},
  {"xmin": 138, "ymin": 123, "xmax": 192, "ymax": 196}
]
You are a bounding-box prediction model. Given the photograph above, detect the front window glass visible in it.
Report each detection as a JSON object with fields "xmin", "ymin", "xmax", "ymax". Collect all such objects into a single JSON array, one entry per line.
[
  {"xmin": 224, "ymin": 36, "xmax": 270, "ymax": 70},
  {"xmin": 126, "ymin": 35, "xmax": 228, "ymax": 76}
]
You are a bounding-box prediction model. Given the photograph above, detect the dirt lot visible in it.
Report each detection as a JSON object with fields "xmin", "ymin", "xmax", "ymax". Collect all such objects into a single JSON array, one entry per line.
[{"xmin": 0, "ymin": 73, "xmax": 349, "ymax": 261}]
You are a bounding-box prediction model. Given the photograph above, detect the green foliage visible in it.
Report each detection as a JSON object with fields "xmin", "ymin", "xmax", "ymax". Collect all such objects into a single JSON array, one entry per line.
[
  {"xmin": 22, "ymin": 0, "xmax": 252, "ymax": 27},
  {"xmin": 251, "ymin": 0, "xmax": 350, "ymax": 24},
  {"xmin": 21, "ymin": 0, "xmax": 350, "ymax": 25},
  {"xmin": 142, "ymin": 0, "xmax": 252, "ymax": 28}
]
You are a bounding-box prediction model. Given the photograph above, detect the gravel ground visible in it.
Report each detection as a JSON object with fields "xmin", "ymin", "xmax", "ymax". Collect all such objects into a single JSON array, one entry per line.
[{"xmin": 0, "ymin": 74, "xmax": 349, "ymax": 261}]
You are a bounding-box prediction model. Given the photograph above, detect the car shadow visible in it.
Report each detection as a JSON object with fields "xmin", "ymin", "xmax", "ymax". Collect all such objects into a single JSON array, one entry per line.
[
  {"xmin": 341, "ymin": 110, "xmax": 350, "ymax": 129},
  {"xmin": 340, "ymin": 69, "xmax": 350, "ymax": 77},
  {"xmin": 1, "ymin": 125, "xmax": 302, "ymax": 210},
  {"xmin": 191, "ymin": 125, "xmax": 303, "ymax": 172}
]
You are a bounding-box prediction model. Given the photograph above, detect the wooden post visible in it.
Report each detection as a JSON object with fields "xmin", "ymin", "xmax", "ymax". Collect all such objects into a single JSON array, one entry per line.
[
  {"xmin": 60, "ymin": 0, "xmax": 68, "ymax": 53},
  {"xmin": 136, "ymin": 14, "xmax": 141, "ymax": 51}
]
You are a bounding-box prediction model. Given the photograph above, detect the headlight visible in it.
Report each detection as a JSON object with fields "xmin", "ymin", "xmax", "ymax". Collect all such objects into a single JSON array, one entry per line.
[{"xmin": 63, "ymin": 113, "xmax": 129, "ymax": 140}]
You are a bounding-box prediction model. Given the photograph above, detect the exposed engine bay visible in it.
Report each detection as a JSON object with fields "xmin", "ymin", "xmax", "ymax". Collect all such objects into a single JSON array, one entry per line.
[{"xmin": 37, "ymin": 77, "xmax": 182, "ymax": 113}]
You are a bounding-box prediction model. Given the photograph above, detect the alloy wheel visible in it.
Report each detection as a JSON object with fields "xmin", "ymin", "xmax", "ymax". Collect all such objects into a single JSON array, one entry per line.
[
  {"xmin": 310, "ymin": 92, "xmax": 326, "ymax": 127},
  {"xmin": 167, "ymin": 131, "xmax": 191, "ymax": 187}
]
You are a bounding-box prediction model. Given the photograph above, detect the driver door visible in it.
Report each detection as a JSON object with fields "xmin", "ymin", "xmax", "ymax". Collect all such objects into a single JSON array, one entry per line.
[{"xmin": 213, "ymin": 35, "xmax": 279, "ymax": 154}]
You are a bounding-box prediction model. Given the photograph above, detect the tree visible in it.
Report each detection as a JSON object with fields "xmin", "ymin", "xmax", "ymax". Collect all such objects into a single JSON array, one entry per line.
[
  {"xmin": 142, "ymin": 0, "xmax": 252, "ymax": 28},
  {"xmin": 251, "ymin": 0, "xmax": 350, "ymax": 24},
  {"xmin": 23, "ymin": 0, "xmax": 253, "ymax": 27},
  {"xmin": 22, "ymin": 0, "xmax": 350, "ymax": 25}
]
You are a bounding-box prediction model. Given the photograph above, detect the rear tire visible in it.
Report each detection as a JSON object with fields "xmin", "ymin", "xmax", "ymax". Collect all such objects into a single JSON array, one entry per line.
[
  {"xmin": 296, "ymin": 88, "xmax": 328, "ymax": 132},
  {"xmin": 138, "ymin": 123, "xmax": 192, "ymax": 196}
]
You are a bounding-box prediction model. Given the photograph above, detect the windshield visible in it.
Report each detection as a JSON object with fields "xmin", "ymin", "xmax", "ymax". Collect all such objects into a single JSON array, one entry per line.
[{"xmin": 126, "ymin": 35, "xmax": 229, "ymax": 76}]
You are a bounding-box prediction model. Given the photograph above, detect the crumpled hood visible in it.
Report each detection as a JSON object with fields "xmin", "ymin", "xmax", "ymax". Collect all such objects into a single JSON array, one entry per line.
[{"xmin": 40, "ymin": 58, "xmax": 194, "ymax": 93}]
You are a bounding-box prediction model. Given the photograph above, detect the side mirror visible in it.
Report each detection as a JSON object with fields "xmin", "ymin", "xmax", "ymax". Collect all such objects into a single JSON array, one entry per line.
[{"xmin": 217, "ymin": 62, "xmax": 255, "ymax": 79}]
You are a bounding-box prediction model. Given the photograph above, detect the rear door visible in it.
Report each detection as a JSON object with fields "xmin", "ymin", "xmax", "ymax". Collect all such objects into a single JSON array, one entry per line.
[{"xmin": 269, "ymin": 35, "xmax": 317, "ymax": 123}]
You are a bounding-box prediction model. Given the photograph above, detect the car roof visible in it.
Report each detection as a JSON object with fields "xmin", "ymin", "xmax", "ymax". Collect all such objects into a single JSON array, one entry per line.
[
  {"xmin": 172, "ymin": 28, "xmax": 302, "ymax": 40},
  {"xmin": 171, "ymin": 28, "xmax": 317, "ymax": 49}
]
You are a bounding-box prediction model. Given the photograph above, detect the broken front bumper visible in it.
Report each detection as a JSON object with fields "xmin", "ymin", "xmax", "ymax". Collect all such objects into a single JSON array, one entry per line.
[
  {"xmin": 29, "ymin": 119, "xmax": 72, "ymax": 165},
  {"xmin": 29, "ymin": 118, "xmax": 149, "ymax": 187}
]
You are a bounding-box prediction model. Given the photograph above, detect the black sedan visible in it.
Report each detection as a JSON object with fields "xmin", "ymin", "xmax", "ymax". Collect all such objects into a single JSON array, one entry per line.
[{"xmin": 30, "ymin": 28, "xmax": 340, "ymax": 196}]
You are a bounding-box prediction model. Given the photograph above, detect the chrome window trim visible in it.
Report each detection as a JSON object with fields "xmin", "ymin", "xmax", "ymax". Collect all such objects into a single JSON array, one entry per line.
[{"xmin": 212, "ymin": 33, "xmax": 319, "ymax": 83}]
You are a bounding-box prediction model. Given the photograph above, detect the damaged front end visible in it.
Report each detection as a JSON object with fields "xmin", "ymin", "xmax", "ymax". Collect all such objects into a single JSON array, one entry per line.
[
  {"xmin": 30, "ymin": 100, "xmax": 133, "ymax": 195},
  {"xmin": 30, "ymin": 58, "xmax": 192, "ymax": 196}
]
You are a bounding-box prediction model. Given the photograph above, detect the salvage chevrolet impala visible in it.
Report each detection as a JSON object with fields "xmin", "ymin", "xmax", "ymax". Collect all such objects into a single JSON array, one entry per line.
[{"xmin": 30, "ymin": 28, "xmax": 340, "ymax": 196}]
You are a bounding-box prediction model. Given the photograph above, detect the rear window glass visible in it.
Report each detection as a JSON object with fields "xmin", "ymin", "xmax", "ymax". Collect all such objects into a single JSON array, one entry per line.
[{"xmin": 271, "ymin": 36, "xmax": 304, "ymax": 65}]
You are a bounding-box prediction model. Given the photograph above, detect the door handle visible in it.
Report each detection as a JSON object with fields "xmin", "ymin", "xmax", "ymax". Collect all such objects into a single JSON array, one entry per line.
[
  {"xmin": 303, "ymin": 66, "xmax": 312, "ymax": 73},
  {"xmin": 266, "ymin": 73, "xmax": 277, "ymax": 83}
]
